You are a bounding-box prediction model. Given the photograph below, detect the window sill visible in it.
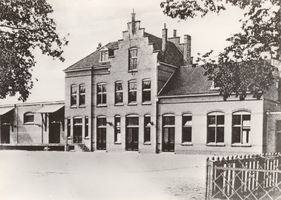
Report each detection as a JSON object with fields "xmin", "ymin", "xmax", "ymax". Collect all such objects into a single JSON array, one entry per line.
[
  {"xmin": 128, "ymin": 70, "xmax": 138, "ymax": 73},
  {"xmin": 84, "ymin": 137, "xmax": 89, "ymax": 140},
  {"xmin": 24, "ymin": 122, "xmax": 35, "ymax": 125},
  {"xmin": 96, "ymin": 104, "xmax": 107, "ymax": 107},
  {"xmin": 231, "ymin": 143, "xmax": 252, "ymax": 147},
  {"xmin": 181, "ymin": 142, "xmax": 193, "ymax": 146},
  {"xmin": 207, "ymin": 143, "xmax": 225, "ymax": 147},
  {"xmin": 67, "ymin": 137, "xmax": 72, "ymax": 139},
  {"xmin": 114, "ymin": 142, "xmax": 121, "ymax": 145},
  {"xmin": 115, "ymin": 103, "xmax": 124, "ymax": 106},
  {"xmin": 128, "ymin": 103, "xmax": 137, "ymax": 106},
  {"xmin": 79, "ymin": 105, "xmax": 86, "ymax": 108},
  {"xmin": 142, "ymin": 102, "xmax": 152, "ymax": 105},
  {"xmin": 70, "ymin": 106, "xmax": 77, "ymax": 109},
  {"xmin": 144, "ymin": 142, "xmax": 151, "ymax": 145}
]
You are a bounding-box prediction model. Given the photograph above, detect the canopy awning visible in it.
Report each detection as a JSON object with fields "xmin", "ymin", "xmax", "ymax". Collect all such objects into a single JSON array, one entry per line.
[
  {"xmin": 36, "ymin": 105, "xmax": 64, "ymax": 113},
  {"xmin": 0, "ymin": 107, "xmax": 14, "ymax": 116}
]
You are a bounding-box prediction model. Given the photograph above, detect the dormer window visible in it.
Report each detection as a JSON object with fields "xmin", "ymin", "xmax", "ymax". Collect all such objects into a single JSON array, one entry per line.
[
  {"xmin": 100, "ymin": 51, "xmax": 108, "ymax": 62},
  {"xmin": 129, "ymin": 48, "xmax": 138, "ymax": 71}
]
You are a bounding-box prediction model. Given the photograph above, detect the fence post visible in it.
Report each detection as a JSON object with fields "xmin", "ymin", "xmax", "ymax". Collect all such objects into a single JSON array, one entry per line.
[{"xmin": 206, "ymin": 157, "xmax": 213, "ymax": 200}]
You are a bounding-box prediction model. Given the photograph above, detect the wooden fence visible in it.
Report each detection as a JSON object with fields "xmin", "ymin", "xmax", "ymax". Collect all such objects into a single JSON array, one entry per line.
[{"xmin": 206, "ymin": 153, "xmax": 281, "ymax": 200}]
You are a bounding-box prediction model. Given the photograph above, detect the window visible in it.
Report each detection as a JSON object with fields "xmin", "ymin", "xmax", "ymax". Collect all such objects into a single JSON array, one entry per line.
[
  {"xmin": 128, "ymin": 80, "xmax": 137, "ymax": 104},
  {"xmin": 115, "ymin": 82, "xmax": 123, "ymax": 104},
  {"xmin": 129, "ymin": 48, "xmax": 137, "ymax": 71},
  {"xmin": 24, "ymin": 112, "xmax": 34, "ymax": 124},
  {"xmin": 232, "ymin": 112, "xmax": 251, "ymax": 144},
  {"xmin": 79, "ymin": 84, "xmax": 85, "ymax": 106},
  {"xmin": 97, "ymin": 83, "xmax": 107, "ymax": 105},
  {"xmin": 207, "ymin": 112, "xmax": 224, "ymax": 144},
  {"xmin": 67, "ymin": 118, "xmax": 71, "ymax": 137},
  {"xmin": 71, "ymin": 85, "xmax": 77, "ymax": 106},
  {"xmin": 114, "ymin": 116, "xmax": 121, "ymax": 143},
  {"xmin": 144, "ymin": 115, "xmax": 151, "ymax": 143},
  {"xmin": 182, "ymin": 114, "xmax": 192, "ymax": 143},
  {"xmin": 142, "ymin": 79, "xmax": 151, "ymax": 102},
  {"xmin": 100, "ymin": 51, "xmax": 108, "ymax": 61},
  {"xmin": 85, "ymin": 117, "xmax": 89, "ymax": 137}
]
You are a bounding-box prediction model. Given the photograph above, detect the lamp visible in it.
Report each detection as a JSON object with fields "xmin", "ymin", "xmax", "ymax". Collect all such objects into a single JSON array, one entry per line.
[
  {"xmin": 106, "ymin": 122, "xmax": 114, "ymax": 126},
  {"xmin": 147, "ymin": 122, "xmax": 154, "ymax": 126}
]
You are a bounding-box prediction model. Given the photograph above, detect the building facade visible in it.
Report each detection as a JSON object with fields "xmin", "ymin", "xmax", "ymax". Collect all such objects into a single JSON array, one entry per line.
[
  {"xmin": 64, "ymin": 13, "xmax": 281, "ymax": 154},
  {"xmin": 0, "ymin": 101, "xmax": 65, "ymax": 150}
]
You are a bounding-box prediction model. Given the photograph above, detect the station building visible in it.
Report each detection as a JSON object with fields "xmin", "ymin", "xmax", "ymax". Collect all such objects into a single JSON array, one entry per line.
[{"xmin": 1, "ymin": 13, "xmax": 280, "ymax": 154}]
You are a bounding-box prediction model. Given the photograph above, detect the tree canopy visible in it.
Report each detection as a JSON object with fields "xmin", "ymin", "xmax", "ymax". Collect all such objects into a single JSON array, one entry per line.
[
  {"xmin": 160, "ymin": 0, "xmax": 281, "ymax": 100},
  {"xmin": 0, "ymin": 0, "xmax": 68, "ymax": 101}
]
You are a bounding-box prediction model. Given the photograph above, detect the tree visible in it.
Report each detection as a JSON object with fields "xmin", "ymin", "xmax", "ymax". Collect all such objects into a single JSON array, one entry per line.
[
  {"xmin": 0, "ymin": 0, "xmax": 68, "ymax": 101},
  {"xmin": 160, "ymin": 0, "xmax": 281, "ymax": 100}
]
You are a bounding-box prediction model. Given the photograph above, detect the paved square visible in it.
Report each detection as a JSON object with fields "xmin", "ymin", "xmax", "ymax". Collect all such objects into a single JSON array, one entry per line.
[{"xmin": 0, "ymin": 151, "xmax": 210, "ymax": 200}]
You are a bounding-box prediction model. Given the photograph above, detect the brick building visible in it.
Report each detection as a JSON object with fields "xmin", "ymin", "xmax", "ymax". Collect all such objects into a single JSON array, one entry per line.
[
  {"xmin": 0, "ymin": 101, "xmax": 65, "ymax": 150},
  {"xmin": 0, "ymin": 13, "xmax": 280, "ymax": 154},
  {"xmin": 64, "ymin": 13, "xmax": 281, "ymax": 154}
]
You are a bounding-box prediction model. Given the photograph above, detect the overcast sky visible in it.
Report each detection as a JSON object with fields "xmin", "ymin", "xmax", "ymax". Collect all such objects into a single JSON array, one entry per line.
[{"xmin": 0, "ymin": 0, "xmax": 245, "ymax": 105}]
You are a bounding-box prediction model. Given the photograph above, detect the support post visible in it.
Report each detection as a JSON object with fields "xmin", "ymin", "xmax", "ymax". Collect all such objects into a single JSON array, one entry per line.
[{"xmin": 206, "ymin": 157, "xmax": 213, "ymax": 200}]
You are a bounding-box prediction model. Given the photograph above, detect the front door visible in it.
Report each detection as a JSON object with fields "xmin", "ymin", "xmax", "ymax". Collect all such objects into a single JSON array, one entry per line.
[
  {"xmin": 49, "ymin": 122, "xmax": 60, "ymax": 143},
  {"xmin": 1, "ymin": 125, "xmax": 10, "ymax": 144},
  {"xmin": 126, "ymin": 128, "xmax": 138, "ymax": 151},
  {"xmin": 73, "ymin": 125, "xmax": 82, "ymax": 143},
  {"xmin": 162, "ymin": 127, "xmax": 175, "ymax": 152},
  {"xmin": 97, "ymin": 128, "xmax": 106, "ymax": 150}
]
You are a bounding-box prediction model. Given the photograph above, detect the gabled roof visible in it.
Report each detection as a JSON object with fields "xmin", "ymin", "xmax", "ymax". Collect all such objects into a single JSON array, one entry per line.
[
  {"xmin": 159, "ymin": 65, "xmax": 215, "ymax": 96},
  {"xmin": 65, "ymin": 32, "xmax": 184, "ymax": 72},
  {"xmin": 144, "ymin": 32, "xmax": 183, "ymax": 67},
  {"xmin": 64, "ymin": 41, "xmax": 119, "ymax": 72}
]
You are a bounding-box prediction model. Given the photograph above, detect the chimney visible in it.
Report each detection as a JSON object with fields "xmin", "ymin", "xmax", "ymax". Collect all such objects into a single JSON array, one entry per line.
[
  {"xmin": 97, "ymin": 43, "xmax": 102, "ymax": 49},
  {"xmin": 184, "ymin": 35, "xmax": 191, "ymax": 65},
  {"xmin": 162, "ymin": 23, "xmax": 167, "ymax": 53},
  {"xmin": 173, "ymin": 29, "xmax": 177, "ymax": 37},
  {"xmin": 131, "ymin": 10, "xmax": 136, "ymax": 34}
]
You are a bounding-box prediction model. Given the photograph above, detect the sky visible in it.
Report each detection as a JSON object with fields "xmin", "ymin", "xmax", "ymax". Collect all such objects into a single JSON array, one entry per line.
[{"xmin": 0, "ymin": 0, "xmax": 245, "ymax": 105}]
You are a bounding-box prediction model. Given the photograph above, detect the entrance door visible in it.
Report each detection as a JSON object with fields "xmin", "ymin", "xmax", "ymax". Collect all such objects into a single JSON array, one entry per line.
[
  {"xmin": 73, "ymin": 125, "xmax": 82, "ymax": 143},
  {"xmin": 1, "ymin": 125, "xmax": 10, "ymax": 144},
  {"xmin": 126, "ymin": 128, "xmax": 139, "ymax": 151},
  {"xmin": 162, "ymin": 127, "xmax": 175, "ymax": 152},
  {"xmin": 97, "ymin": 128, "xmax": 106, "ymax": 150},
  {"xmin": 49, "ymin": 122, "xmax": 60, "ymax": 143}
]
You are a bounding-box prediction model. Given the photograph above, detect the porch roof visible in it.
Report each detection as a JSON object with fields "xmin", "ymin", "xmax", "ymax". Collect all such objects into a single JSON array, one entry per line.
[
  {"xmin": 36, "ymin": 105, "xmax": 64, "ymax": 113},
  {"xmin": 0, "ymin": 107, "xmax": 14, "ymax": 115}
]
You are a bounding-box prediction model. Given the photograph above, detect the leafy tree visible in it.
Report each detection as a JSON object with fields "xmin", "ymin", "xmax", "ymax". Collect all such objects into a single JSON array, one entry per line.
[
  {"xmin": 0, "ymin": 0, "xmax": 68, "ymax": 101},
  {"xmin": 160, "ymin": 0, "xmax": 281, "ymax": 100}
]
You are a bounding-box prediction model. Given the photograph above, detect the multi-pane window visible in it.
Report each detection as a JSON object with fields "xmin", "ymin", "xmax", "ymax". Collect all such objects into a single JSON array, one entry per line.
[
  {"xmin": 71, "ymin": 85, "xmax": 77, "ymax": 106},
  {"xmin": 232, "ymin": 112, "xmax": 251, "ymax": 144},
  {"xmin": 144, "ymin": 115, "xmax": 151, "ymax": 143},
  {"xmin": 85, "ymin": 117, "xmax": 89, "ymax": 137},
  {"xmin": 142, "ymin": 80, "xmax": 151, "ymax": 102},
  {"xmin": 67, "ymin": 118, "xmax": 71, "ymax": 137},
  {"xmin": 129, "ymin": 48, "xmax": 137, "ymax": 71},
  {"xmin": 24, "ymin": 112, "xmax": 34, "ymax": 124},
  {"xmin": 128, "ymin": 80, "xmax": 137, "ymax": 103},
  {"xmin": 207, "ymin": 112, "xmax": 224, "ymax": 144},
  {"xmin": 73, "ymin": 117, "xmax": 82, "ymax": 143},
  {"xmin": 97, "ymin": 83, "xmax": 107, "ymax": 105},
  {"xmin": 100, "ymin": 51, "xmax": 108, "ymax": 61},
  {"xmin": 126, "ymin": 115, "xmax": 139, "ymax": 151},
  {"xmin": 114, "ymin": 116, "xmax": 121, "ymax": 143},
  {"xmin": 182, "ymin": 114, "xmax": 192, "ymax": 143},
  {"xmin": 79, "ymin": 84, "xmax": 85, "ymax": 106},
  {"xmin": 115, "ymin": 82, "xmax": 123, "ymax": 104}
]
